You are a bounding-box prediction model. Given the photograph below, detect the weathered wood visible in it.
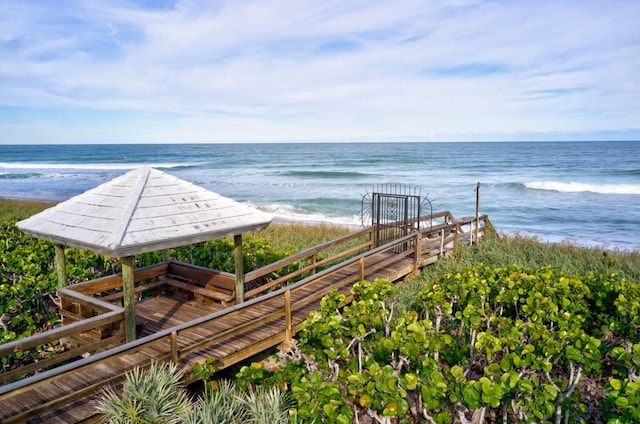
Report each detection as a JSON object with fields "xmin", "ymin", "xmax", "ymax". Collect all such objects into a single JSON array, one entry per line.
[
  {"xmin": 179, "ymin": 308, "xmax": 286, "ymax": 358},
  {"xmin": 69, "ymin": 262, "xmax": 169, "ymax": 296},
  {"xmin": 100, "ymin": 279, "xmax": 169, "ymax": 301},
  {"xmin": 413, "ymin": 232, "xmax": 421, "ymax": 272},
  {"xmin": 16, "ymin": 167, "xmax": 272, "ymax": 259},
  {"xmin": 170, "ymin": 332, "xmax": 178, "ymax": 364},
  {"xmin": 54, "ymin": 244, "xmax": 67, "ymax": 287},
  {"xmin": 476, "ymin": 182, "xmax": 480, "ymax": 243},
  {"xmin": 245, "ymin": 228, "xmax": 373, "ymax": 282},
  {"xmin": 58, "ymin": 288, "xmax": 116, "ymax": 314},
  {"xmin": 121, "ymin": 256, "xmax": 137, "ymax": 343},
  {"xmin": 0, "ymin": 310, "xmax": 123, "ymax": 358},
  {"xmin": 284, "ymin": 290, "xmax": 292, "ymax": 342},
  {"xmin": 168, "ymin": 262, "xmax": 214, "ymax": 283},
  {"xmin": 454, "ymin": 223, "xmax": 459, "ymax": 249},
  {"xmin": 205, "ymin": 274, "xmax": 235, "ymax": 291},
  {"xmin": 244, "ymin": 234, "xmax": 373, "ymax": 298},
  {"xmin": 234, "ymin": 234, "xmax": 244, "ymax": 304},
  {"xmin": 0, "ymin": 333, "xmax": 123, "ymax": 385},
  {"xmin": 165, "ymin": 278, "xmax": 234, "ymax": 305}
]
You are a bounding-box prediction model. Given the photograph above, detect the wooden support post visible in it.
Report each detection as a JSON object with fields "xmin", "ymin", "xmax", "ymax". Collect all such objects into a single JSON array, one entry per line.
[
  {"xmin": 359, "ymin": 257, "xmax": 365, "ymax": 281},
  {"xmin": 162, "ymin": 249, "xmax": 171, "ymax": 262},
  {"xmin": 454, "ymin": 224, "xmax": 459, "ymax": 250},
  {"xmin": 234, "ymin": 234, "xmax": 245, "ymax": 304},
  {"xmin": 284, "ymin": 290, "xmax": 292, "ymax": 342},
  {"xmin": 469, "ymin": 223, "xmax": 474, "ymax": 246},
  {"xmin": 475, "ymin": 182, "xmax": 480, "ymax": 243},
  {"xmin": 440, "ymin": 229, "xmax": 445, "ymax": 256},
  {"xmin": 121, "ymin": 256, "xmax": 136, "ymax": 343},
  {"xmin": 170, "ymin": 331, "xmax": 178, "ymax": 364},
  {"xmin": 54, "ymin": 244, "xmax": 67, "ymax": 287},
  {"xmin": 311, "ymin": 254, "xmax": 317, "ymax": 275},
  {"xmin": 413, "ymin": 232, "xmax": 421, "ymax": 272}
]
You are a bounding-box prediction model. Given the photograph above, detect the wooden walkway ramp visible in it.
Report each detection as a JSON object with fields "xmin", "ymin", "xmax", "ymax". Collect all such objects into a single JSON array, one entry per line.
[{"xmin": 0, "ymin": 214, "xmax": 489, "ymax": 423}]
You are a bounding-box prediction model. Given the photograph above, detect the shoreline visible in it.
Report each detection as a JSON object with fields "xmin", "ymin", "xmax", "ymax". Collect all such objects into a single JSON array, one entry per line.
[
  {"xmin": 0, "ymin": 195, "xmax": 362, "ymax": 229},
  {"xmin": 2, "ymin": 196, "xmax": 638, "ymax": 253}
]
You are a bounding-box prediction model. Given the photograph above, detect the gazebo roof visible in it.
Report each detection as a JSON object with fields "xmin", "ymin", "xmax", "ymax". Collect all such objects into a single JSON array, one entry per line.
[{"xmin": 17, "ymin": 167, "xmax": 272, "ymax": 258}]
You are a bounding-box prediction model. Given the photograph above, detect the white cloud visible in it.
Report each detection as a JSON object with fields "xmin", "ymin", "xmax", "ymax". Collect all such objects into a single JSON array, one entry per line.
[{"xmin": 0, "ymin": 0, "xmax": 639, "ymax": 143}]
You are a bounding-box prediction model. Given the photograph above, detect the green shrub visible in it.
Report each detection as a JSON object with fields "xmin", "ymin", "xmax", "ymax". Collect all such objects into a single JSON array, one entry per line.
[{"xmin": 234, "ymin": 265, "xmax": 640, "ymax": 423}]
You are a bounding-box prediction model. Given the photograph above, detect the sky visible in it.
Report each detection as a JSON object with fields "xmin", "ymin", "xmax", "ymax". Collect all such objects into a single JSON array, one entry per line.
[{"xmin": 1, "ymin": 0, "xmax": 639, "ymax": 144}]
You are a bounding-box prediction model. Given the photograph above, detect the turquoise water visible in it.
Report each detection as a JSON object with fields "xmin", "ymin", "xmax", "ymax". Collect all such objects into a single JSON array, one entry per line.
[{"xmin": 1, "ymin": 141, "xmax": 639, "ymax": 250}]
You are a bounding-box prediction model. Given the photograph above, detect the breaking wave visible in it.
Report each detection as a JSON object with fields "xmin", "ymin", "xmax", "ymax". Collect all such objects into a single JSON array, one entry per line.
[
  {"xmin": 525, "ymin": 181, "xmax": 640, "ymax": 195},
  {"xmin": 0, "ymin": 162, "xmax": 190, "ymax": 171}
]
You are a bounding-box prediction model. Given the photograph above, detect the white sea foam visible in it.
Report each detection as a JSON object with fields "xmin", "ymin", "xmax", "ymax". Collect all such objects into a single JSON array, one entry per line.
[
  {"xmin": 0, "ymin": 162, "xmax": 188, "ymax": 171},
  {"xmin": 251, "ymin": 202, "xmax": 362, "ymax": 228},
  {"xmin": 525, "ymin": 181, "xmax": 640, "ymax": 195}
]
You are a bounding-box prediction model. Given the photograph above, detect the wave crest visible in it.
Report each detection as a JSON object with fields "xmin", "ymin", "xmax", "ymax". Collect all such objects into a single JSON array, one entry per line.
[
  {"xmin": 249, "ymin": 202, "xmax": 361, "ymax": 228},
  {"xmin": 284, "ymin": 170, "xmax": 371, "ymax": 179},
  {"xmin": 525, "ymin": 181, "xmax": 640, "ymax": 195},
  {"xmin": 0, "ymin": 162, "xmax": 191, "ymax": 171},
  {"xmin": 0, "ymin": 172, "xmax": 42, "ymax": 179}
]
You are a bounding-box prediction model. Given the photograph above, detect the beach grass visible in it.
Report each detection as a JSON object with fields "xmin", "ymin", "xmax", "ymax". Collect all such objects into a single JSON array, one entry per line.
[
  {"xmin": 253, "ymin": 222, "xmax": 353, "ymax": 253},
  {"xmin": 394, "ymin": 230, "xmax": 640, "ymax": 314},
  {"xmin": 3, "ymin": 197, "xmax": 638, "ymax": 276},
  {"xmin": 0, "ymin": 197, "xmax": 55, "ymax": 220}
]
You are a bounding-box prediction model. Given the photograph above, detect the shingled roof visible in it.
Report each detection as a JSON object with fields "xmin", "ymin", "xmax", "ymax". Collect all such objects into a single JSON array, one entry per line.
[{"xmin": 17, "ymin": 167, "xmax": 272, "ymax": 258}]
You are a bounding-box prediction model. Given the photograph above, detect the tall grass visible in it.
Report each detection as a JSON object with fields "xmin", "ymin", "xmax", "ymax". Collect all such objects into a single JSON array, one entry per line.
[
  {"xmin": 395, "ymin": 231, "xmax": 640, "ymax": 313},
  {"xmin": 253, "ymin": 222, "xmax": 353, "ymax": 253},
  {"xmin": 0, "ymin": 197, "xmax": 55, "ymax": 220}
]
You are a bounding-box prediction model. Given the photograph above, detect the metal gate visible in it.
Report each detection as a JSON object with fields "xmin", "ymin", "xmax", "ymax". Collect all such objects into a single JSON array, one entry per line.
[{"xmin": 361, "ymin": 185, "xmax": 430, "ymax": 248}]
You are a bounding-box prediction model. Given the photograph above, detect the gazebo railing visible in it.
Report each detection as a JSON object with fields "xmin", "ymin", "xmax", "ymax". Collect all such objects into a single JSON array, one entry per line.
[{"xmin": 0, "ymin": 298, "xmax": 124, "ymax": 385}]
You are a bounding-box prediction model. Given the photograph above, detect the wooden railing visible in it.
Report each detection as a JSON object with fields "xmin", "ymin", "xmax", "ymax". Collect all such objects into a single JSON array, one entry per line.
[
  {"xmin": 244, "ymin": 227, "xmax": 374, "ymax": 298},
  {"xmin": 0, "ymin": 291, "xmax": 123, "ymax": 385},
  {"xmin": 66, "ymin": 262, "xmax": 170, "ymax": 299}
]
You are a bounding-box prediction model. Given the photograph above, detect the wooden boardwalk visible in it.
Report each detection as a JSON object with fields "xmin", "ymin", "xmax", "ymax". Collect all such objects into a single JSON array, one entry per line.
[{"xmin": 0, "ymin": 214, "xmax": 489, "ymax": 423}]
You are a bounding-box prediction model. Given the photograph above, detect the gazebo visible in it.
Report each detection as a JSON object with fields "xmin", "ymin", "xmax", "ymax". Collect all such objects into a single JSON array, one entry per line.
[{"xmin": 17, "ymin": 167, "xmax": 272, "ymax": 342}]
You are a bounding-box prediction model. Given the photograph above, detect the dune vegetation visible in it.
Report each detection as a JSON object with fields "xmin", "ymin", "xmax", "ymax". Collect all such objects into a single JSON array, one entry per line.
[{"xmin": 2, "ymin": 198, "xmax": 639, "ymax": 422}]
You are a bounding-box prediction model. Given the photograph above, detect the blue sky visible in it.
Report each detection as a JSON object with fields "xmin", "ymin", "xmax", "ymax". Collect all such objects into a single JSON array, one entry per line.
[{"xmin": 1, "ymin": 0, "xmax": 639, "ymax": 144}]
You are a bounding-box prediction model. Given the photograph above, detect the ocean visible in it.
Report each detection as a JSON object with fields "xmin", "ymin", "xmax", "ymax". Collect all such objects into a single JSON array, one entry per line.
[{"xmin": 1, "ymin": 141, "xmax": 639, "ymax": 250}]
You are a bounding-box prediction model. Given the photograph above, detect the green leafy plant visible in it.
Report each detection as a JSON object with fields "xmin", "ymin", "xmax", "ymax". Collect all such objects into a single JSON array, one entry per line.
[
  {"xmin": 193, "ymin": 356, "xmax": 217, "ymax": 382},
  {"xmin": 233, "ymin": 264, "xmax": 640, "ymax": 423}
]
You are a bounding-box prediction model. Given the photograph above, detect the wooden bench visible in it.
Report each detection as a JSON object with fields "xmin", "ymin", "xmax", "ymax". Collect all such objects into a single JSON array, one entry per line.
[
  {"xmin": 166, "ymin": 262, "xmax": 236, "ymax": 307},
  {"xmin": 101, "ymin": 279, "xmax": 169, "ymax": 302},
  {"xmin": 203, "ymin": 274, "xmax": 236, "ymax": 306},
  {"xmin": 164, "ymin": 277, "xmax": 235, "ymax": 307}
]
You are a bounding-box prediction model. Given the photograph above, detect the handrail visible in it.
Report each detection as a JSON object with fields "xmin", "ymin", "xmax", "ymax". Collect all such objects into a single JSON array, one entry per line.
[
  {"xmin": 245, "ymin": 227, "xmax": 373, "ymax": 283},
  {"xmin": 58, "ymin": 285, "xmax": 122, "ymax": 313},
  {"xmin": 68, "ymin": 262, "xmax": 170, "ymax": 295},
  {"xmin": 0, "ymin": 309, "xmax": 123, "ymax": 358},
  {"xmin": 244, "ymin": 235, "xmax": 374, "ymax": 298}
]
